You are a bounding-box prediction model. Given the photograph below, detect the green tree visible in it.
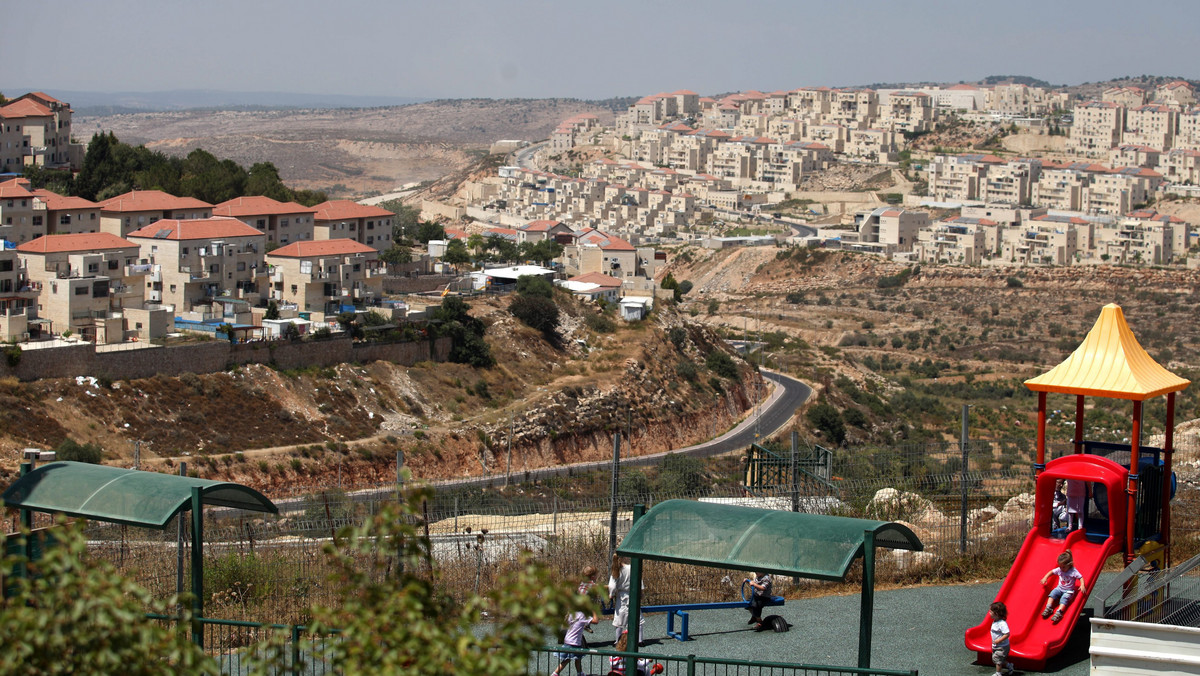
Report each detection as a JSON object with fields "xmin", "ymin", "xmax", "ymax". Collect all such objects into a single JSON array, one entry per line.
[
  {"xmin": 308, "ymin": 488, "xmax": 581, "ymax": 674},
  {"xmin": 217, "ymin": 322, "xmax": 236, "ymax": 344},
  {"xmin": 378, "ymin": 243, "xmax": 412, "ymax": 268},
  {"xmin": 519, "ymin": 239, "xmax": 564, "ymax": 266},
  {"xmin": 654, "ymin": 453, "xmax": 708, "ymax": 495},
  {"xmin": 431, "ymin": 297, "xmax": 494, "ymax": 367},
  {"xmin": 416, "ymin": 221, "xmax": 446, "ymax": 244},
  {"xmin": 806, "ymin": 402, "xmax": 846, "ymax": 445},
  {"xmin": 510, "ymin": 294, "xmax": 559, "ymax": 339},
  {"xmin": 0, "ymin": 521, "xmax": 217, "ymax": 675},
  {"xmin": 705, "ymin": 350, "xmax": 738, "ymax": 379},
  {"xmin": 515, "ymin": 274, "xmax": 554, "ymax": 298},
  {"xmin": 442, "ymin": 239, "xmax": 471, "ymax": 268},
  {"xmin": 54, "ymin": 438, "xmax": 104, "ymax": 464},
  {"xmin": 264, "ymin": 300, "xmax": 280, "ymax": 320}
]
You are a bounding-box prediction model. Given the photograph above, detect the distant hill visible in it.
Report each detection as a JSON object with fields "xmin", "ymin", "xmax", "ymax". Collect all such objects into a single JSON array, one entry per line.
[
  {"xmin": 0, "ymin": 88, "xmax": 430, "ymax": 114},
  {"xmin": 979, "ymin": 75, "xmax": 1054, "ymax": 88}
]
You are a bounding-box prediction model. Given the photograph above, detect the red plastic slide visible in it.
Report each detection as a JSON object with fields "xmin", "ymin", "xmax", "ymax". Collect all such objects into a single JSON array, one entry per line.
[
  {"xmin": 965, "ymin": 454, "xmax": 1128, "ymax": 670},
  {"xmin": 965, "ymin": 528, "xmax": 1118, "ymax": 669}
]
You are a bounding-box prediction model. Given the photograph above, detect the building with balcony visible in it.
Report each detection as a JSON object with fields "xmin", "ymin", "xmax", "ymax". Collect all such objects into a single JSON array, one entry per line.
[
  {"xmin": 0, "ymin": 93, "xmax": 82, "ymax": 171},
  {"xmin": 839, "ymin": 208, "xmax": 930, "ymax": 255},
  {"xmin": 311, "ymin": 200, "xmax": 394, "ymax": 252},
  {"xmin": 1000, "ymin": 223, "xmax": 1078, "ymax": 265},
  {"xmin": 1154, "ymin": 81, "xmax": 1195, "ymax": 109},
  {"xmin": 16, "ymin": 233, "xmax": 145, "ymax": 343},
  {"xmin": 0, "ymin": 178, "xmax": 47, "ymax": 245},
  {"xmin": 99, "ymin": 190, "xmax": 213, "ymax": 237},
  {"xmin": 213, "ymin": 196, "xmax": 317, "ymax": 248},
  {"xmin": 1093, "ymin": 219, "xmax": 1177, "ymax": 265},
  {"xmin": 915, "ymin": 218, "xmax": 990, "ymax": 265},
  {"xmin": 1122, "ymin": 104, "xmax": 1179, "ymax": 151},
  {"xmin": 126, "ymin": 217, "xmax": 266, "ymax": 314},
  {"xmin": 1069, "ymin": 101, "xmax": 1124, "ymax": 158},
  {"xmin": 0, "ymin": 248, "xmax": 39, "ymax": 341},
  {"xmin": 264, "ymin": 239, "xmax": 382, "ymax": 317}
]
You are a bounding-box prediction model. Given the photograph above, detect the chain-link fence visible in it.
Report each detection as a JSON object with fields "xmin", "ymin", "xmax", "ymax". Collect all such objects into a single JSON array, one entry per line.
[{"xmin": 76, "ymin": 434, "xmax": 1200, "ymax": 626}]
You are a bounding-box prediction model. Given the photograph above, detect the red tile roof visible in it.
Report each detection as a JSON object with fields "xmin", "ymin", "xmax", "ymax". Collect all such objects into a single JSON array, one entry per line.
[
  {"xmin": 522, "ymin": 220, "xmax": 563, "ymax": 232},
  {"xmin": 0, "ymin": 180, "xmax": 36, "ymax": 199},
  {"xmin": 17, "ymin": 232, "xmax": 137, "ymax": 254},
  {"xmin": 266, "ymin": 239, "xmax": 376, "ymax": 258},
  {"xmin": 569, "ymin": 272, "xmax": 623, "ymax": 287},
  {"xmin": 311, "ymin": 200, "xmax": 393, "ymax": 221},
  {"xmin": 576, "ymin": 229, "xmax": 634, "ymax": 251},
  {"xmin": 31, "ymin": 189, "xmax": 98, "ymax": 210},
  {"xmin": 214, "ymin": 196, "xmax": 316, "ymax": 217},
  {"xmin": 0, "ymin": 98, "xmax": 53, "ymax": 119},
  {"xmin": 126, "ymin": 217, "xmax": 264, "ymax": 240},
  {"xmin": 99, "ymin": 190, "xmax": 212, "ymax": 212},
  {"xmin": 444, "ymin": 228, "xmax": 469, "ymax": 240}
]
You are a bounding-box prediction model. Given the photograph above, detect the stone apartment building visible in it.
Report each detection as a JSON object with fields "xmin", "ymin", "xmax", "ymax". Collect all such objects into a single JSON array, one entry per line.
[
  {"xmin": 1158, "ymin": 149, "xmax": 1200, "ymax": 184},
  {"xmin": 1122, "ymin": 104, "xmax": 1179, "ymax": 150},
  {"xmin": 213, "ymin": 195, "xmax": 317, "ymax": 248},
  {"xmin": 1092, "ymin": 219, "xmax": 1177, "ymax": 265},
  {"xmin": 0, "ymin": 92, "xmax": 82, "ymax": 172},
  {"xmin": 1174, "ymin": 109, "xmax": 1200, "ymax": 152},
  {"xmin": 839, "ymin": 208, "xmax": 929, "ymax": 255},
  {"xmin": 0, "ymin": 248, "xmax": 38, "ymax": 341},
  {"xmin": 927, "ymin": 154, "xmax": 1005, "ymax": 202},
  {"xmin": 16, "ymin": 233, "xmax": 146, "ymax": 343},
  {"xmin": 1000, "ymin": 223, "xmax": 1078, "ymax": 265},
  {"xmin": 549, "ymin": 114, "xmax": 601, "ymax": 154},
  {"xmin": 264, "ymin": 239, "xmax": 382, "ymax": 317},
  {"xmin": 1154, "ymin": 81, "xmax": 1195, "ymax": 108},
  {"xmin": 915, "ymin": 217, "xmax": 991, "ymax": 265},
  {"xmin": 0, "ymin": 178, "xmax": 47, "ymax": 245},
  {"xmin": 33, "ymin": 189, "xmax": 101, "ymax": 235},
  {"xmin": 1102, "ymin": 87, "xmax": 1147, "ymax": 109},
  {"xmin": 979, "ymin": 160, "xmax": 1040, "ymax": 205},
  {"xmin": 845, "ymin": 129, "xmax": 899, "ymax": 163},
  {"xmin": 1084, "ymin": 167, "xmax": 1163, "ymax": 215},
  {"xmin": 826, "ymin": 89, "xmax": 878, "ymax": 128},
  {"xmin": 127, "ymin": 217, "xmax": 267, "ymax": 314},
  {"xmin": 1031, "ymin": 166, "xmax": 1092, "ymax": 211},
  {"xmin": 1069, "ymin": 102, "xmax": 1125, "ymax": 158},
  {"xmin": 1108, "ymin": 145, "xmax": 1162, "ymax": 169},
  {"xmin": 99, "ymin": 190, "xmax": 213, "ymax": 238},
  {"xmin": 311, "ymin": 201, "xmax": 394, "ymax": 252},
  {"xmin": 878, "ymin": 91, "xmax": 934, "ymax": 134}
]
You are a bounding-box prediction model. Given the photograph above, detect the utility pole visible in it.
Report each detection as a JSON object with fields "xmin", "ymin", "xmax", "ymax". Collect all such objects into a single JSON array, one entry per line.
[
  {"xmin": 133, "ymin": 440, "xmax": 141, "ymax": 470},
  {"xmin": 505, "ymin": 411, "xmax": 513, "ymax": 488}
]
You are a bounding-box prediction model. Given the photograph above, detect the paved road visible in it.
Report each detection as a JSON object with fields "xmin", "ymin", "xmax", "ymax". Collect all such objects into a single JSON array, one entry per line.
[
  {"xmin": 268, "ymin": 369, "xmax": 811, "ymax": 509},
  {"xmin": 513, "ymin": 142, "xmax": 545, "ymax": 171}
]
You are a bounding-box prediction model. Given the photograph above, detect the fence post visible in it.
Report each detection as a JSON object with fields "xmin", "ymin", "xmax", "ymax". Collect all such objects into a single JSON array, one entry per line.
[
  {"xmin": 790, "ymin": 430, "xmax": 799, "ymax": 513},
  {"xmin": 553, "ymin": 495, "xmax": 558, "ymax": 536},
  {"xmin": 290, "ymin": 623, "xmax": 301, "ymax": 676},
  {"xmin": 609, "ymin": 432, "xmax": 621, "ymax": 562},
  {"xmin": 960, "ymin": 404, "xmax": 970, "ymax": 556},
  {"xmin": 687, "ymin": 654, "xmax": 696, "ymax": 676}
]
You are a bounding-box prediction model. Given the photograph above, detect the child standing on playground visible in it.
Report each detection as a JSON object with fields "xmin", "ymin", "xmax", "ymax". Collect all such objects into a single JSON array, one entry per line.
[
  {"xmin": 745, "ymin": 571, "xmax": 773, "ymax": 625},
  {"xmin": 608, "ymin": 633, "xmax": 664, "ymax": 675},
  {"xmin": 551, "ymin": 607, "xmax": 598, "ymax": 676},
  {"xmin": 1066, "ymin": 479, "xmax": 1089, "ymax": 531},
  {"xmin": 1051, "ymin": 479, "xmax": 1067, "ymax": 530},
  {"xmin": 1040, "ymin": 550, "xmax": 1085, "ymax": 624},
  {"xmin": 608, "ymin": 554, "xmax": 644, "ymax": 643},
  {"xmin": 988, "ymin": 601, "xmax": 1014, "ymax": 676}
]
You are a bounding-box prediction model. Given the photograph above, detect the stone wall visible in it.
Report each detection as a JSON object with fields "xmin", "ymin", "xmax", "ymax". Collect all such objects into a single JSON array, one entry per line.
[
  {"xmin": 381, "ymin": 274, "xmax": 456, "ymax": 295},
  {"xmin": 0, "ymin": 336, "xmax": 452, "ymax": 382}
]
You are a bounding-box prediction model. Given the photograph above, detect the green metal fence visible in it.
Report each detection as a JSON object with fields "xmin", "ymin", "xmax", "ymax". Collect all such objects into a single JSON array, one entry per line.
[{"xmin": 530, "ymin": 645, "xmax": 919, "ymax": 676}]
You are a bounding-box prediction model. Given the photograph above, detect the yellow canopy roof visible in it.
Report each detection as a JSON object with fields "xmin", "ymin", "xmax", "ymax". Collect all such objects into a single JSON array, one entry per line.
[{"xmin": 1025, "ymin": 304, "xmax": 1190, "ymax": 401}]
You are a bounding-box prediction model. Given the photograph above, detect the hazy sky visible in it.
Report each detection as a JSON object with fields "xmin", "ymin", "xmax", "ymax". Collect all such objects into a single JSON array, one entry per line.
[{"xmin": 4, "ymin": 0, "xmax": 1198, "ymax": 100}]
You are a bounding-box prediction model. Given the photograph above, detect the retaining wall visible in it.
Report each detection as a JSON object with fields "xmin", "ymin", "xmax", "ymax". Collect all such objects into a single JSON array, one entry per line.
[{"xmin": 0, "ymin": 336, "xmax": 451, "ymax": 382}]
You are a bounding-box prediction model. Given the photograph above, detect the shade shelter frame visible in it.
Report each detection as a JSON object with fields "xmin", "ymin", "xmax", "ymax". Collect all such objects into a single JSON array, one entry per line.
[
  {"xmin": 616, "ymin": 499, "xmax": 923, "ymax": 670},
  {"xmin": 2, "ymin": 460, "xmax": 279, "ymax": 647},
  {"xmin": 1024, "ymin": 303, "xmax": 1190, "ymax": 565}
]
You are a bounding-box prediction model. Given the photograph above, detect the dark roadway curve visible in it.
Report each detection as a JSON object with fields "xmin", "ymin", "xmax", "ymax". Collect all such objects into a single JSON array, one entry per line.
[
  {"xmin": 408, "ymin": 369, "xmax": 810, "ymax": 495},
  {"xmin": 264, "ymin": 374, "xmax": 811, "ymax": 511}
]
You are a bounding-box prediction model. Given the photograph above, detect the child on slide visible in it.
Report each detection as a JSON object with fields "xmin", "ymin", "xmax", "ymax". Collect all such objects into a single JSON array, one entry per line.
[{"xmin": 1040, "ymin": 550, "xmax": 1085, "ymax": 624}]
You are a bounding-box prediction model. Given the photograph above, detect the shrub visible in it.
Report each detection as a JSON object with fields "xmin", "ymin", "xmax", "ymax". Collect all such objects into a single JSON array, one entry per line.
[
  {"xmin": 510, "ymin": 294, "xmax": 559, "ymax": 337},
  {"xmin": 675, "ymin": 361, "xmax": 698, "ymax": 382},
  {"xmin": 54, "ymin": 438, "xmax": 104, "ymax": 464},
  {"xmin": 585, "ymin": 312, "xmax": 616, "ymax": 334},
  {"xmin": 2, "ymin": 343, "xmax": 21, "ymax": 368},
  {"xmin": 1006, "ymin": 276, "xmax": 1024, "ymax": 288},
  {"xmin": 705, "ymin": 351, "xmax": 738, "ymax": 379},
  {"xmin": 668, "ymin": 327, "xmax": 687, "ymax": 349},
  {"xmin": 515, "ymin": 275, "xmax": 554, "ymax": 298},
  {"xmin": 806, "ymin": 402, "xmax": 846, "ymax": 445}
]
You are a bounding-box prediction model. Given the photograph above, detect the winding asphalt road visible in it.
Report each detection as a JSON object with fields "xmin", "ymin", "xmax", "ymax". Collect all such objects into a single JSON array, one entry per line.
[{"xmin": 403, "ymin": 369, "xmax": 809, "ymax": 494}]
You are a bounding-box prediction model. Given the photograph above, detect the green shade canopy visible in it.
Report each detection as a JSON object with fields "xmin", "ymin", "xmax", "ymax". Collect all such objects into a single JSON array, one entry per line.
[
  {"xmin": 617, "ymin": 500, "xmax": 922, "ymax": 582},
  {"xmin": 2, "ymin": 461, "xmax": 277, "ymax": 529}
]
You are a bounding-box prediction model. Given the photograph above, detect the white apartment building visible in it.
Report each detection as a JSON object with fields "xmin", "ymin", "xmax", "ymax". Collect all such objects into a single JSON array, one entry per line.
[
  {"xmin": 916, "ymin": 218, "xmax": 990, "ymax": 264},
  {"xmin": 0, "ymin": 92, "xmax": 82, "ymax": 171},
  {"xmin": 1069, "ymin": 102, "xmax": 1124, "ymax": 158},
  {"xmin": 1122, "ymin": 104, "xmax": 1179, "ymax": 150}
]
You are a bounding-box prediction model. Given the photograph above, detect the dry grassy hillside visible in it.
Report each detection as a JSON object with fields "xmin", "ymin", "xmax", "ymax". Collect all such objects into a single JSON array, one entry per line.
[{"xmin": 79, "ymin": 99, "xmax": 616, "ymax": 197}]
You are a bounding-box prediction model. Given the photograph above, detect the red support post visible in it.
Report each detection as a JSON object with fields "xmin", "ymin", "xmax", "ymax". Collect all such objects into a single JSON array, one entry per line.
[{"xmin": 1126, "ymin": 400, "xmax": 1142, "ymax": 564}]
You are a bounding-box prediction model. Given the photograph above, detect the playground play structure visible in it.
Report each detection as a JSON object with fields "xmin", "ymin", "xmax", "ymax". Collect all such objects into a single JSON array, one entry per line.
[
  {"xmin": 614, "ymin": 499, "xmax": 923, "ymax": 672},
  {"xmin": 965, "ymin": 303, "xmax": 1189, "ymax": 670}
]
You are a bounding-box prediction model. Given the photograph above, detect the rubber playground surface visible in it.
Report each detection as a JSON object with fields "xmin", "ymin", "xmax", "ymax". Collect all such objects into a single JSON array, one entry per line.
[{"xmin": 596, "ymin": 580, "xmax": 1097, "ymax": 676}]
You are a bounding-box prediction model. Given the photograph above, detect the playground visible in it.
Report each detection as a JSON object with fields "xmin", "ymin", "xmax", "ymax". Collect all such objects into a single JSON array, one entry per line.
[{"xmin": 546, "ymin": 579, "xmax": 1096, "ymax": 676}]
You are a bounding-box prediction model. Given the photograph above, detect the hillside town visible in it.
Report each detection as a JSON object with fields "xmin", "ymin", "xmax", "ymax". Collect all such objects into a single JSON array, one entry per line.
[
  {"xmin": 461, "ymin": 80, "xmax": 1200, "ymax": 274},
  {"xmin": 4, "ymin": 79, "xmax": 1200, "ymax": 350}
]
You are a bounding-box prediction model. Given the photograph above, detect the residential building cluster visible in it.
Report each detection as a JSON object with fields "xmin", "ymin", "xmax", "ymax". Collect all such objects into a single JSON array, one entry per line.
[
  {"xmin": 925, "ymin": 154, "xmax": 1166, "ymax": 215},
  {"xmin": 0, "ymin": 177, "xmax": 393, "ymax": 343},
  {"xmin": 815, "ymin": 202, "xmax": 1193, "ymax": 268},
  {"xmin": 1069, "ymin": 82, "xmax": 1200, "ymax": 160}
]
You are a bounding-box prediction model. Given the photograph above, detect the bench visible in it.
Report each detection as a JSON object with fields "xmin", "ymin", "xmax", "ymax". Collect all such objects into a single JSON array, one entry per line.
[{"xmin": 603, "ymin": 595, "xmax": 785, "ymax": 641}]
